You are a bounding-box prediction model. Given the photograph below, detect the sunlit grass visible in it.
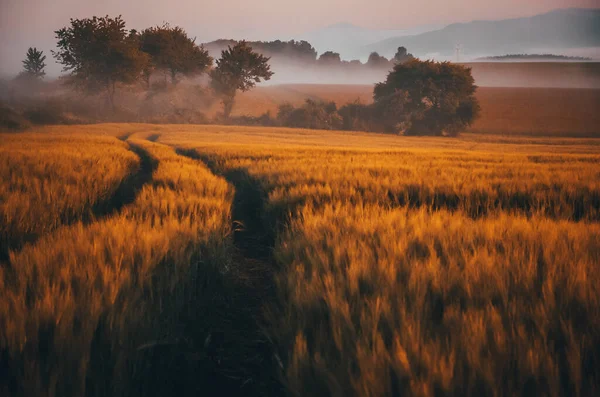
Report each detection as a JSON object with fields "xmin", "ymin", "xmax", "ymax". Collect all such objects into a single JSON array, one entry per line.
[
  {"xmin": 0, "ymin": 137, "xmax": 234, "ymax": 396},
  {"xmin": 2, "ymin": 123, "xmax": 599, "ymax": 396},
  {"xmin": 161, "ymin": 125, "xmax": 600, "ymax": 396},
  {"xmin": 0, "ymin": 132, "xmax": 139, "ymax": 258},
  {"xmin": 274, "ymin": 204, "xmax": 600, "ymax": 396}
]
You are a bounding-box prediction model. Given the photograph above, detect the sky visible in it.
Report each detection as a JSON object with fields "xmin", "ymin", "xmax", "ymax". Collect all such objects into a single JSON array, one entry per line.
[{"xmin": 1, "ymin": 0, "xmax": 598, "ymax": 76}]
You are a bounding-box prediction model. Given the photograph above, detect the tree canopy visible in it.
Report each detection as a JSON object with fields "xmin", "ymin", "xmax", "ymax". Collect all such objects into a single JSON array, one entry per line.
[
  {"xmin": 210, "ymin": 41, "xmax": 273, "ymax": 118},
  {"xmin": 367, "ymin": 52, "xmax": 390, "ymax": 68},
  {"xmin": 139, "ymin": 24, "xmax": 212, "ymax": 85},
  {"xmin": 373, "ymin": 59, "xmax": 480, "ymax": 135},
  {"xmin": 393, "ymin": 46, "xmax": 414, "ymax": 63},
  {"xmin": 319, "ymin": 51, "xmax": 342, "ymax": 64},
  {"xmin": 53, "ymin": 15, "xmax": 149, "ymax": 109}
]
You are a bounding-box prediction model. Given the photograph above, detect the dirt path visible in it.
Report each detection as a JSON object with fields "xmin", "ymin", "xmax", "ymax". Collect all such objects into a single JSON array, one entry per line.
[
  {"xmin": 176, "ymin": 148, "xmax": 284, "ymax": 396},
  {"xmin": 88, "ymin": 140, "xmax": 157, "ymax": 221}
]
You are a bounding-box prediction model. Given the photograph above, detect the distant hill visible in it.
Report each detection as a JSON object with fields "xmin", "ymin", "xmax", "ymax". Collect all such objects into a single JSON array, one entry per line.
[
  {"xmin": 367, "ymin": 8, "xmax": 600, "ymax": 59},
  {"xmin": 475, "ymin": 54, "xmax": 593, "ymax": 61}
]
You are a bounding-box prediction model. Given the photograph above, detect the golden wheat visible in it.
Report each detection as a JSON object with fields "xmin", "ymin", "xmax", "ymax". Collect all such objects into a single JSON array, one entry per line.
[
  {"xmin": 156, "ymin": 124, "xmax": 600, "ymax": 396},
  {"xmin": 2, "ymin": 123, "xmax": 599, "ymax": 396},
  {"xmin": 0, "ymin": 136, "xmax": 233, "ymax": 396},
  {"xmin": 274, "ymin": 204, "xmax": 600, "ymax": 396},
  {"xmin": 0, "ymin": 132, "xmax": 139, "ymax": 258}
]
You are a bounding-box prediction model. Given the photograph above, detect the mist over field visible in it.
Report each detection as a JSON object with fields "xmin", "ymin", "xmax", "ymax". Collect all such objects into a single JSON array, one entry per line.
[{"xmin": 227, "ymin": 59, "xmax": 600, "ymax": 87}]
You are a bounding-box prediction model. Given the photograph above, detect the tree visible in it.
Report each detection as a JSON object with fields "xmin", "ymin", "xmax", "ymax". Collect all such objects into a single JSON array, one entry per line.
[
  {"xmin": 210, "ymin": 41, "xmax": 273, "ymax": 118},
  {"xmin": 318, "ymin": 51, "xmax": 342, "ymax": 64},
  {"xmin": 393, "ymin": 46, "xmax": 414, "ymax": 63},
  {"xmin": 373, "ymin": 59, "xmax": 480, "ymax": 136},
  {"xmin": 139, "ymin": 24, "xmax": 212, "ymax": 85},
  {"xmin": 53, "ymin": 15, "xmax": 149, "ymax": 110},
  {"xmin": 21, "ymin": 48, "xmax": 47, "ymax": 79},
  {"xmin": 367, "ymin": 52, "xmax": 390, "ymax": 68}
]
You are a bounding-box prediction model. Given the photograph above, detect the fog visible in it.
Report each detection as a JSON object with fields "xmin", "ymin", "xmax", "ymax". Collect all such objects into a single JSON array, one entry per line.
[
  {"xmin": 241, "ymin": 60, "xmax": 600, "ymax": 88},
  {"xmin": 2, "ymin": 0, "xmax": 599, "ymax": 76}
]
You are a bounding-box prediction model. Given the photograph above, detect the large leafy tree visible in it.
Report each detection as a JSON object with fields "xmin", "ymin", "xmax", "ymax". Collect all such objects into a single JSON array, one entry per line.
[
  {"xmin": 373, "ymin": 59, "xmax": 480, "ymax": 136},
  {"xmin": 139, "ymin": 24, "xmax": 212, "ymax": 86},
  {"xmin": 210, "ymin": 41, "xmax": 273, "ymax": 118},
  {"xmin": 21, "ymin": 47, "xmax": 47, "ymax": 79},
  {"xmin": 53, "ymin": 15, "xmax": 149, "ymax": 109}
]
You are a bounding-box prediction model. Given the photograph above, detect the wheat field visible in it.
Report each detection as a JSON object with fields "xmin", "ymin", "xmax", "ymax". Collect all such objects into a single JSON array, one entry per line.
[{"xmin": 1, "ymin": 122, "xmax": 599, "ymax": 396}]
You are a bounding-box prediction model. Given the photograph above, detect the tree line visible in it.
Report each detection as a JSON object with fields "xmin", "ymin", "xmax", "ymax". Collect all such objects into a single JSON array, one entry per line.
[
  {"xmin": 204, "ymin": 39, "xmax": 414, "ymax": 67},
  {"xmin": 15, "ymin": 15, "xmax": 480, "ymax": 136},
  {"xmin": 21, "ymin": 16, "xmax": 271, "ymax": 117}
]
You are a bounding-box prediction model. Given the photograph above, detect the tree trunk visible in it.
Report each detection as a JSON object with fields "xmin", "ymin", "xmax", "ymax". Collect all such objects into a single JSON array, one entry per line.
[
  {"xmin": 222, "ymin": 94, "xmax": 235, "ymax": 119},
  {"xmin": 106, "ymin": 82, "xmax": 116, "ymax": 112}
]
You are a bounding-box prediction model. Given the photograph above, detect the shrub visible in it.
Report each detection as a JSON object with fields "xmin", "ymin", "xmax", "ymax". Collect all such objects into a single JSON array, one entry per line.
[
  {"xmin": 277, "ymin": 99, "xmax": 343, "ymax": 130},
  {"xmin": 0, "ymin": 102, "xmax": 31, "ymax": 131},
  {"xmin": 22, "ymin": 99, "xmax": 68, "ymax": 125},
  {"xmin": 338, "ymin": 101, "xmax": 382, "ymax": 132}
]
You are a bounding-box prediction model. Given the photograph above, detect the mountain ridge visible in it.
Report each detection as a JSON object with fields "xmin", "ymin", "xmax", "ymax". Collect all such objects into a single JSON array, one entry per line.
[{"xmin": 365, "ymin": 8, "xmax": 600, "ymax": 60}]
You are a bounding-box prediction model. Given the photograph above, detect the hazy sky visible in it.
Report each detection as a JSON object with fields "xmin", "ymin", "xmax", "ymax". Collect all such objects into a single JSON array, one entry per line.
[{"xmin": 1, "ymin": 0, "xmax": 598, "ymax": 75}]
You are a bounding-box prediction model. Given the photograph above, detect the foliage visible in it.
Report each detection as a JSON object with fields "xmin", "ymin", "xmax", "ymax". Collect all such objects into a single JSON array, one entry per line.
[
  {"xmin": 393, "ymin": 46, "xmax": 414, "ymax": 63},
  {"xmin": 318, "ymin": 51, "xmax": 342, "ymax": 64},
  {"xmin": 367, "ymin": 52, "xmax": 390, "ymax": 68},
  {"xmin": 22, "ymin": 100, "xmax": 68, "ymax": 125},
  {"xmin": 0, "ymin": 102, "xmax": 31, "ymax": 131},
  {"xmin": 206, "ymin": 39, "xmax": 318, "ymax": 61},
  {"xmin": 374, "ymin": 59, "xmax": 481, "ymax": 135},
  {"xmin": 53, "ymin": 16, "xmax": 149, "ymax": 109},
  {"xmin": 139, "ymin": 24, "xmax": 212, "ymax": 85},
  {"xmin": 338, "ymin": 100, "xmax": 381, "ymax": 131},
  {"xmin": 277, "ymin": 99, "xmax": 343, "ymax": 130},
  {"xmin": 210, "ymin": 41, "xmax": 273, "ymax": 118},
  {"xmin": 20, "ymin": 47, "xmax": 47, "ymax": 79}
]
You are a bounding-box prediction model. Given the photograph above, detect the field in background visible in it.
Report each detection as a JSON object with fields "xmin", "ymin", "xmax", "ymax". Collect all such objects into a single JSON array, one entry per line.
[
  {"xmin": 2, "ymin": 124, "xmax": 598, "ymax": 396},
  {"xmin": 234, "ymin": 61, "xmax": 600, "ymax": 87},
  {"xmin": 226, "ymin": 85, "xmax": 600, "ymax": 137},
  {"xmin": 464, "ymin": 62, "xmax": 600, "ymax": 89}
]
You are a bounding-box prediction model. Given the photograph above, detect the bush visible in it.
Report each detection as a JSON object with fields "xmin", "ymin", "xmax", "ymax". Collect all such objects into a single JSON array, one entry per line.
[
  {"xmin": 277, "ymin": 99, "xmax": 343, "ymax": 130},
  {"xmin": 228, "ymin": 111, "xmax": 276, "ymax": 126},
  {"xmin": 0, "ymin": 102, "xmax": 31, "ymax": 131},
  {"xmin": 338, "ymin": 101, "xmax": 382, "ymax": 132},
  {"xmin": 22, "ymin": 99, "xmax": 69, "ymax": 125}
]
